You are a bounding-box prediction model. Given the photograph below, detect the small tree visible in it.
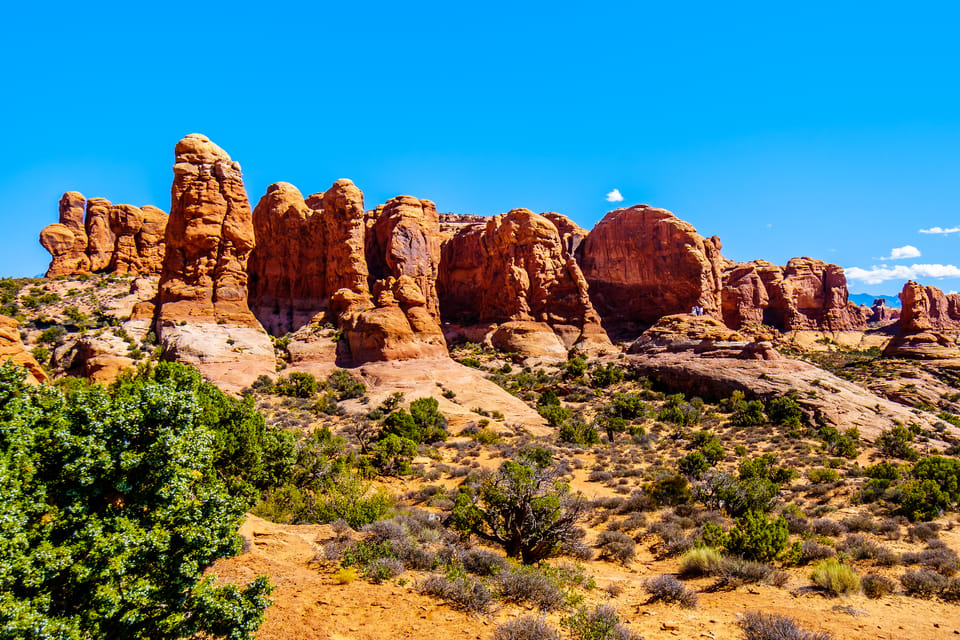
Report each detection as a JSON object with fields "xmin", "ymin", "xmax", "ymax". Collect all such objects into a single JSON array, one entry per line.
[{"xmin": 451, "ymin": 450, "xmax": 586, "ymax": 563}]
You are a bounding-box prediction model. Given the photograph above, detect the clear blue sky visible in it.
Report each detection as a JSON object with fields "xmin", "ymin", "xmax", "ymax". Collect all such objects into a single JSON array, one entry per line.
[{"xmin": 3, "ymin": 1, "xmax": 960, "ymax": 297}]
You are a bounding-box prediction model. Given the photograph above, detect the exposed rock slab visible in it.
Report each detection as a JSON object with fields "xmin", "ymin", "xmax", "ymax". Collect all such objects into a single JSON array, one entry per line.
[{"xmin": 626, "ymin": 351, "xmax": 945, "ymax": 441}]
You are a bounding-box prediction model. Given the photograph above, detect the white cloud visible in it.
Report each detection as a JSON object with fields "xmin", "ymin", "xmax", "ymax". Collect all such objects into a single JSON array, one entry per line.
[
  {"xmin": 845, "ymin": 263, "xmax": 960, "ymax": 285},
  {"xmin": 876, "ymin": 245, "xmax": 922, "ymax": 260},
  {"xmin": 919, "ymin": 226, "xmax": 960, "ymax": 234},
  {"xmin": 605, "ymin": 188, "xmax": 624, "ymax": 203}
]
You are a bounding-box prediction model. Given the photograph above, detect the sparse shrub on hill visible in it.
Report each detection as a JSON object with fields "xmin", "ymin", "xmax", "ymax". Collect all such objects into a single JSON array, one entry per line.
[
  {"xmin": 861, "ymin": 574, "xmax": 896, "ymax": 598},
  {"xmin": 877, "ymin": 425, "xmax": 919, "ymax": 461},
  {"xmin": 596, "ymin": 530, "xmax": 636, "ymax": 565},
  {"xmin": 657, "ymin": 393, "xmax": 703, "ymax": 426},
  {"xmin": 328, "ymin": 368, "xmax": 366, "ymax": 399},
  {"xmin": 739, "ymin": 611, "xmax": 833, "ymax": 640},
  {"xmin": 0, "ymin": 361, "xmax": 272, "ymax": 639},
  {"xmin": 643, "ymin": 574, "xmax": 698, "ymax": 608},
  {"xmin": 590, "ymin": 363, "xmax": 624, "ymax": 388},
  {"xmin": 494, "ymin": 615, "xmax": 562, "ymax": 640},
  {"xmin": 731, "ymin": 399, "xmax": 766, "ymax": 427},
  {"xmin": 381, "ymin": 397, "xmax": 448, "ymax": 445},
  {"xmin": 766, "ymin": 395, "xmax": 804, "ymax": 429},
  {"xmin": 679, "ymin": 546, "xmax": 725, "ymax": 577},
  {"xmin": 450, "ymin": 449, "xmax": 586, "ymax": 564},
  {"xmin": 900, "ymin": 568, "xmax": 949, "ymax": 598},
  {"xmin": 694, "ymin": 470, "xmax": 780, "ymax": 517},
  {"xmin": 898, "ymin": 456, "xmax": 960, "ymax": 521},
  {"xmin": 274, "ymin": 371, "xmax": 320, "ymax": 397},
  {"xmin": 645, "ymin": 473, "xmax": 692, "ymax": 507},
  {"xmin": 562, "ymin": 604, "xmax": 642, "ymax": 640},
  {"xmin": 559, "ymin": 416, "xmax": 600, "ymax": 446},
  {"xmin": 726, "ymin": 511, "xmax": 789, "ymax": 562}
]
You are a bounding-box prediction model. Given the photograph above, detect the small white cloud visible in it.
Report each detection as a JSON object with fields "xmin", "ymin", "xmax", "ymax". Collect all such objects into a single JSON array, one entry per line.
[
  {"xmin": 765, "ymin": 223, "xmax": 773, "ymax": 229},
  {"xmin": 875, "ymin": 245, "xmax": 922, "ymax": 260},
  {"xmin": 919, "ymin": 226, "xmax": 960, "ymax": 234},
  {"xmin": 605, "ymin": 188, "xmax": 624, "ymax": 203},
  {"xmin": 845, "ymin": 263, "xmax": 960, "ymax": 285}
]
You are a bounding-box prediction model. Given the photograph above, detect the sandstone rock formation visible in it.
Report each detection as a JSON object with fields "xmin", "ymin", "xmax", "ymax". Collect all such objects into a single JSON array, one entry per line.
[
  {"xmin": 0, "ymin": 315, "xmax": 48, "ymax": 383},
  {"xmin": 577, "ymin": 205, "xmax": 726, "ymax": 337},
  {"xmin": 627, "ymin": 314, "xmax": 780, "ymax": 361},
  {"xmin": 249, "ymin": 182, "xmax": 446, "ymax": 363},
  {"xmin": 39, "ymin": 192, "xmax": 91, "ymax": 277},
  {"xmin": 883, "ymin": 281, "xmax": 960, "ymax": 359},
  {"xmin": 439, "ymin": 208, "xmax": 610, "ymax": 356},
  {"xmin": 156, "ymin": 134, "xmax": 274, "ymax": 390},
  {"xmin": 541, "ymin": 212, "xmax": 588, "ymax": 255},
  {"xmin": 868, "ymin": 298, "xmax": 900, "ymax": 324},
  {"xmin": 721, "ymin": 258, "xmax": 866, "ymax": 333},
  {"xmin": 40, "ymin": 192, "xmax": 167, "ymax": 277}
]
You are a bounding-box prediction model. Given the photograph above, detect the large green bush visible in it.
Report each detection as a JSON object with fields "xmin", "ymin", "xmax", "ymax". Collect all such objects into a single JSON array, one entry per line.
[
  {"xmin": 726, "ymin": 511, "xmax": 789, "ymax": 562},
  {"xmin": 0, "ymin": 361, "xmax": 272, "ymax": 639}
]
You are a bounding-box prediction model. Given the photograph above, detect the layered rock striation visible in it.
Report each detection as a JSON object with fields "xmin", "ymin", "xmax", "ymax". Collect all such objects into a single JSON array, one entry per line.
[{"xmin": 40, "ymin": 193, "xmax": 167, "ymax": 278}]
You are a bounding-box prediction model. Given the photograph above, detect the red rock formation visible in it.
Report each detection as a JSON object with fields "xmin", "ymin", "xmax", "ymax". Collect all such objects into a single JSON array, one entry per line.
[
  {"xmin": 40, "ymin": 192, "xmax": 167, "ymax": 277},
  {"xmin": 439, "ymin": 208, "xmax": 610, "ymax": 355},
  {"xmin": 721, "ymin": 258, "xmax": 866, "ymax": 332},
  {"xmin": 39, "ymin": 192, "xmax": 92, "ymax": 277},
  {"xmin": 156, "ymin": 134, "xmax": 274, "ymax": 389},
  {"xmin": 0, "ymin": 315, "xmax": 48, "ymax": 384},
  {"xmin": 868, "ymin": 298, "xmax": 900, "ymax": 324},
  {"xmin": 541, "ymin": 212, "xmax": 588, "ymax": 255},
  {"xmin": 249, "ymin": 182, "xmax": 327, "ymax": 335},
  {"xmin": 898, "ymin": 281, "xmax": 960, "ymax": 331},
  {"xmin": 366, "ymin": 195, "xmax": 442, "ymax": 321},
  {"xmin": 577, "ymin": 205, "xmax": 726, "ymax": 336}
]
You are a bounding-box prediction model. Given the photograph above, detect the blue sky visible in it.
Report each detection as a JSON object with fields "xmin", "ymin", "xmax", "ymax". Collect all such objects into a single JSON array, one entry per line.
[{"xmin": 3, "ymin": 1, "xmax": 960, "ymax": 297}]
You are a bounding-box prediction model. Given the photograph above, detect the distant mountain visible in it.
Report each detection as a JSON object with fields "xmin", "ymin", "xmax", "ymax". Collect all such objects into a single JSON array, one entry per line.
[{"xmin": 850, "ymin": 293, "xmax": 900, "ymax": 308}]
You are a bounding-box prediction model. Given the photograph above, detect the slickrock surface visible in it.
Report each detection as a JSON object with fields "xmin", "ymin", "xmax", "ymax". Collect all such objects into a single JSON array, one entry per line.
[
  {"xmin": 156, "ymin": 134, "xmax": 274, "ymax": 389},
  {"xmin": 722, "ymin": 258, "xmax": 866, "ymax": 332},
  {"xmin": 0, "ymin": 315, "xmax": 48, "ymax": 383},
  {"xmin": 577, "ymin": 205, "xmax": 725, "ymax": 337},
  {"xmin": 439, "ymin": 208, "xmax": 610, "ymax": 356}
]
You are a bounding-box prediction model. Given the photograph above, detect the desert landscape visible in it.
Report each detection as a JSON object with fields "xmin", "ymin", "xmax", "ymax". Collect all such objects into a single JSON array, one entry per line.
[{"xmin": 2, "ymin": 131, "xmax": 960, "ymax": 639}]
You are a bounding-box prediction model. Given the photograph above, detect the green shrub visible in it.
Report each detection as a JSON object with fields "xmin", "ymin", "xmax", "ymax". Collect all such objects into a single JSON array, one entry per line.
[
  {"xmin": 731, "ymin": 400, "xmax": 766, "ymax": 426},
  {"xmin": 539, "ymin": 403, "xmax": 571, "ymax": 427},
  {"xmin": 657, "ymin": 393, "xmax": 702, "ymax": 426},
  {"xmin": 807, "ymin": 468, "xmax": 839, "ymax": 484},
  {"xmin": 646, "ymin": 473, "xmax": 691, "ymax": 507},
  {"xmin": 643, "ymin": 574, "xmax": 698, "ymax": 608},
  {"xmin": 679, "ymin": 451, "xmax": 710, "ymax": 478},
  {"xmin": 877, "ymin": 425, "xmax": 919, "ymax": 461},
  {"xmin": 727, "ymin": 511, "xmax": 789, "ymax": 562},
  {"xmin": 0, "ymin": 361, "xmax": 272, "ymax": 638},
  {"xmin": 606, "ymin": 392, "xmax": 647, "ymax": 419},
  {"xmin": 494, "ymin": 615, "xmax": 562, "ymax": 640},
  {"xmin": 381, "ymin": 397, "xmax": 448, "ymax": 444},
  {"xmin": 328, "ymin": 369, "xmax": 366, "ymax": 399},
  {"xmin": 861, "ymin": 574, "xmax": 896, "ymax": 599},
  {"xmin": 274, "ymin": 372, "xmax": 319, "ymax": 397},
  {"xmin": 37, "ymin": 325, "xmax": 67, "ymax": 345},
  {"xmin": 590, "ymin": 363, "xmax": 624, "ymax": 388},
  {"xmin": 766, "ymin": 395, "xmax": 803, "ymax": 428},
  {"xmin": 810, "ymin": 560, "xmax": 860, "ymax": 596},
  {"xmin": 562, "ymin": 356, "xmax": 587, "ymax": 379},
  {"xmin": 314, "ymin": 471, "xmax": 393, "ymax": 527},
  {"xmin": 559, "ymin": 418, "xmax": 600, "ymax": 446}
]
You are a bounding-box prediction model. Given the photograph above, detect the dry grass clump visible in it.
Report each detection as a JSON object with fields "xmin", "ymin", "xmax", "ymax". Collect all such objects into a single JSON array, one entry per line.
[
  {"xmin": 417, "ymin": 574, "xmax": 494, "ymax": 613},
  {"xmin": 678, "ymin": 547, "xmax": 724, "ymax": 577},
  {"xmin": 810, "ymin": 560, "xmax": 860, "ymax": 596},
  {"xmin": 596, "ymin": 530, "xmax": 636, "ymax": 564}
]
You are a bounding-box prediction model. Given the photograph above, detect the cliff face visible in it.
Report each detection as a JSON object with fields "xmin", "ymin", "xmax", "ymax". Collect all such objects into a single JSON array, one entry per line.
[
  {"xmin": 577, "ymin": 205, "xmax": 726, "ymax": 337},
  {"xmin": 883, "ymin": 281, "xmax": 960, "ymax": 359},
  {"xmin": 40, "ymin": 193, "xmax": 167, "ymax": 278},
  {"xmin": 721, "ymin": 258, "xmax": 866, "ymax": 333},
  {"xmin": 439, "ymin": 208, "xmax": 611, "ymax": 356}
]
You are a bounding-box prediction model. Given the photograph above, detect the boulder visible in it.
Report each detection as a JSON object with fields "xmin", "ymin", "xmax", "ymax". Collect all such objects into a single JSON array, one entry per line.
[
  {"xmin": 577, "ymin": 205, "xmax": 726, "ymax": 337},
  {"xmin": 439, "ymin": 208, "xmax": 610, "ymax": 355}
]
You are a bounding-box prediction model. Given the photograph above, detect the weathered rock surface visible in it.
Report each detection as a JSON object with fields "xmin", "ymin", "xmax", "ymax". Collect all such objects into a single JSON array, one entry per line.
[
  {"xmin": 439, "ymin": 208, "xmax": 610, "ymax": 356},
  {"xmin": 577, "ymin": 205, "xmax": 726, "ymax": 337},
  {"xmin": 884, "ymin": 281, "xmax": 960, "ymax": 359},
  {"xmin": 156, "ymin": 134, "xmax": 274, "ymax": 389},
  {"xmin": 40, "ymin": 192, "xmax": 167, "ymax": 277},
  {"xmin": 722, "ymin": 258, "xmax": 866, "ymax": 332},
  {"xmin": 628, "ymin": 314, "xmax": 780, "ymax": 360},
  {"xmin": 52, "ymin": 334, "xmax": 135, "ymax": 383},
  {"xmin": 626, "ymin": 351, "xmax": 947, "ymax": 441},
  {"xmin": 0, "ymin": 315, "xmax": 48, "ymax": 383}
]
